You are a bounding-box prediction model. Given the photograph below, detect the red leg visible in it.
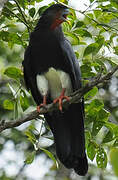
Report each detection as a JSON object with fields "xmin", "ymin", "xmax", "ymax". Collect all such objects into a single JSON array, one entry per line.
[
  {"xmin": 53, "ymin": 88, "xmax": 70, "ymax": 111},
  {"xmin": 37, "ymin": 95, "xmax": 47, "ymax": 112}
]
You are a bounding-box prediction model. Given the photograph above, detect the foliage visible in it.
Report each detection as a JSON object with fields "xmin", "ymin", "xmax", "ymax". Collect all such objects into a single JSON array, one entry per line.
[{"xmin": 0, "ymin": 0, "xmax": 118, "ymax": 179}]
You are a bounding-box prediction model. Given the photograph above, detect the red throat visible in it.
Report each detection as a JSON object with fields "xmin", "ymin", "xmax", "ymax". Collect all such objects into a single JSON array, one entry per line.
[{"xmin": 51, "ymin": 19, "xmax": 63, "ymax": 30}]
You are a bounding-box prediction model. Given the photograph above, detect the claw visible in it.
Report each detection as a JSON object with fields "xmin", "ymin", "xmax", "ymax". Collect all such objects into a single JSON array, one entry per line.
[
  {"xmin": 37, "ymin": 104, "xmax": 46, "ymax": 112},
  {"xmin": 37, "ymin": 95, "xmax": 47, "ymax": 113},
  {"xmin": 53, "ymin": 88, "xmax": 70, "ymax": 111}
]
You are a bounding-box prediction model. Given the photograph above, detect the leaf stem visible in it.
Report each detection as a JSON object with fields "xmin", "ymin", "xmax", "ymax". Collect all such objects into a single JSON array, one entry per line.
[{"xmin": 13, "ymin": 0, "xmax": 31, "ymax": 33}]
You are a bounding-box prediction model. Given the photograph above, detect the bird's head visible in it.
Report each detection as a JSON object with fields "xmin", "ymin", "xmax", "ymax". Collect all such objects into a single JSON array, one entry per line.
[{"xmin": 39, "ymin": 4, "xmax": 70, "ymax": 30}]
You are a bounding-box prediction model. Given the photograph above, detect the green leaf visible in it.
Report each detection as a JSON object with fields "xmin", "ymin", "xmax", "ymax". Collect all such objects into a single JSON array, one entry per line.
[
  {"xmin": 73, "ymin": 28, "xmax": 92, "ymax": 38},
  {"xmin": 0, "ymin": 31, "xmax": 23, "ymax": 46},
  {"xmin": 102, "ymin": 130, "xmax": 113, "ymax": 143},
  {"xmin": 76, "ymin": 21, "xmax": 85, "ymax": 28},
  {"xmin": 96, "ymin": 148, "xmax": 107, "ymax": 169},
  {"xmin": 113, "ymin": 139, "xmax": 118, "ymax": 147},
  {"xmin": 40, "ymin": 148, "xmax": 58, "ymax": 168},
  {"xmin": 85, "ymin": 130, "xmax": 91, "ymax": 148},
  {"xmin": 4, "ymin": 67, "xmax": 22, "ymax": 80},
  {"xmin": 0, "ymin": 16, "xmax": 5, "ymax": 25},
  {"xmin": 112, "ymin": 125, "xmax": 118, "ymax": 137},
  {"xmin": 74, "ymin": 51, "xmax": 79, "ymax": 59},
  {"xmin": 96, "ymin": 36, "xmax": 104, "ymax": 47},
  {"xmin": 110, "ymin": 148, "xmax": 118, "ymax": 176},
  {"xmin": 87, "ymin": 99, "xmax": 104, "ymax": 112},
  {"xmin": 93, "ymin": 99, "xmax": 104, "ymax": 110},
  {"xmin": 25, "ymin": 130, "xmax": 36, "ymax": 144},
  {"xmin": 108, "ymin": 57, "xmax": 118, "ymax": 65},
  {"xmin": 28, "ymin": 123, "xmax": 38, "ymax": 133},
  {"xmin": 2, "ymin": 2, "xmax": 16, "ymax": 18},
  {"xmin": 87, "ymin": 141, "xmax": 96, "ymax": 161},
  {"xmin": 64, "ymin": 32, "xmax": 79, "ymax": 45},
  {"xmin": 0, "ymin": 31, "xmax": 10, "ymax": 41},
  {"xmin": 87, "ymin": 13, "xmax": 94, "ymax": 19},
  {"xmin": 94, "ymin": 10, "xmax": 102, "ymax": 19},
  {"xmin": 29, "ymin": 8, "xmax": 36, "ymax": 18},
  {"xmin": 24, "ymin": 151, "xmax": 36, "ymax": 164},
  {"xmin": 83, "ymin": 43, "xmax": 100, "ymax": 56},
  {"xmin": 81, "ymin": 64, "xmax": 95, "ymax": 78},
  {"xmin": 111, "ymin": 1, "xmax": 118, "ymax": 9},
  {"xmin": 84, "ymin": 87, "xmax": 98, "ymax": 100},
  {"xmin": 93, "ymin": 63, "xmax": 101, "ymax": 72},
  {"xmin": 20, "ymin": 90, "xmax": 29, "ymax": 111},
  {"xmin": 85, "ymin": 113, "xmax": 96, "ymax": 125},
  {"xmin": 97, "ymin": 109, "xmax": 110, "ymax": 122},
  {"xmin": 92, "ymin": 121, "xmax": 104, "ymax": 136},
  {"xmin": 3, "ymin": 99, "xmax": 14, "ymax": 110},
  {"xmin": 81, "ymin": 64, "xmax": 92, "ymax": 73},
  {"xmin": 61, "ymin": 0, "xmax": 68, "ymax": 3},
  {"xmin": 17, "ymin": 0, "xmax": 27, "ymax": 9},
  {"xmin": 104, "ymin": 122, "xmax": 117, "ymax": 132}
]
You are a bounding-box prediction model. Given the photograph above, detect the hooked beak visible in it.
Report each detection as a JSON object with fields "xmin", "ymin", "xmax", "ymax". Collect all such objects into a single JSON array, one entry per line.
[{"xmin": 61, "ymin": 8, "xmax": 71, "ymax": 22}]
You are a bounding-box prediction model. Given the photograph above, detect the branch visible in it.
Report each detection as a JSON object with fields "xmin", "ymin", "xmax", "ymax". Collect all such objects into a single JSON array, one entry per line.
[
  {"xmin": 0, "ymin": 66, "xmax": 118, "ymax": 133},
  {"xmin": 13, "ymin": 0, "xmax": 31, "ymax": 33},
  {"xmin": 4, "ymin": 5, "xmax": 30, "ymax": 32}
]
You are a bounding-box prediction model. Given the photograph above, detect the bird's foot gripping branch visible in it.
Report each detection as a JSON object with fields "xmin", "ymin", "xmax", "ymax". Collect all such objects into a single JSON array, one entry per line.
[{"xmin": 53, "ymin": 88, "xmax": 70, "ymax": 111}]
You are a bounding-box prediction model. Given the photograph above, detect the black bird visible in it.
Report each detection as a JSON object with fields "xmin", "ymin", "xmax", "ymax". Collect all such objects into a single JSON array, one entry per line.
[{"xmin": 22, "ymin": 4, "xmax": 88, "ymax": 176}]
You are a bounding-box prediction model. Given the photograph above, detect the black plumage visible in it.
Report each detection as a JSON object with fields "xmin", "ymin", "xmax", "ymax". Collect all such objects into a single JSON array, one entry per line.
[{"xmin": 22, "ymin": 4, "xmax": 88, "ymax": 176}]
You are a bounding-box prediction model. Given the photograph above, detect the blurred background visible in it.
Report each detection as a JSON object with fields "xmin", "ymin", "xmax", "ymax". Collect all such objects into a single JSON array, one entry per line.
[{"xmin": 0, "ymin": 0, "xmax": 118, "ymax": 179}]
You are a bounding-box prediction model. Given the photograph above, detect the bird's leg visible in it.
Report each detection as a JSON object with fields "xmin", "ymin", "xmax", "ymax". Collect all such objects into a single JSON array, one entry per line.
[
  {"xmin": 53, "ymin": 88, "xmax": 70, "ymax": 111},
  {"xmin": 37, "ymin": 95, "xmax": 47, "ymax": 112}
]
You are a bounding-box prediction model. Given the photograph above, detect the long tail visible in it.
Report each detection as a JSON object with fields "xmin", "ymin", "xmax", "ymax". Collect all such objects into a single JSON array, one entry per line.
[{"xmin": 45, "ymin": 102, "xmax": 88, "ymax": 176}]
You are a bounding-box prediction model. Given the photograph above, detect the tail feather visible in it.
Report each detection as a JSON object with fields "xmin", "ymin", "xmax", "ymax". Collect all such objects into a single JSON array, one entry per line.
[
  {"xmin": 74, "ymin": 156, "xmax": 88, "ymax": 176},
  {"xmin": 62, "ymin": 153, "xmax": 88, "ymax": 175},
  {"xmin": 45, "ymin": 103, "xmax": 88, "ymax": 176}
]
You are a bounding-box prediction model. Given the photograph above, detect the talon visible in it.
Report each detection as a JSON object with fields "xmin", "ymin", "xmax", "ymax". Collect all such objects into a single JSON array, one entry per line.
[
  {"xmin": 37, "ymin": 104, "xmax": 46, "ymax": 112},
  {"xmin": 53, "ymin": 88, "xmax": 70, "ymax": 111},
  {"xmin": 37, "ymin": 95, "xmax": 47, "ymax": 113}
]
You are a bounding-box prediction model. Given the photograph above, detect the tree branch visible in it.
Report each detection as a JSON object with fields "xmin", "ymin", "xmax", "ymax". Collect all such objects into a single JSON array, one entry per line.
[
  {"xmin": 0, "ymin": 66, "xmax": 118, "ymax": 133},
  {"xmin": 4, "ymin": 5, "xmax": 30, "ymax": 33},
  {"xmin": 13, "ymin": 0, "xmax": 31, "ymax": 33}
]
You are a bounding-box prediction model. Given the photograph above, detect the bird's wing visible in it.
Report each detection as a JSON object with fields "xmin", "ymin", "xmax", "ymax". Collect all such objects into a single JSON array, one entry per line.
[
  {"xmin": 60, "ymin": 38, "xmax": 82, "ymax": 90},
  {"xmin": 23, "ymin": 44, "xmax": 44, "ymax": 105},
  {"xmin": 59, "ymin": 37, "xmax": 85, "ymax": 111},
  {"xmin": 22, "ymin": 46, "xmax": 32, "ymax": 91}
]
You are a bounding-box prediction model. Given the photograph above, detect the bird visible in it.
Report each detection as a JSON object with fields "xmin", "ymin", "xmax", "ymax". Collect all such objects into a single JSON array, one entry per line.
[{"xmin": 22, "ymin": 3, "xmax": 88, "ymax": 176}]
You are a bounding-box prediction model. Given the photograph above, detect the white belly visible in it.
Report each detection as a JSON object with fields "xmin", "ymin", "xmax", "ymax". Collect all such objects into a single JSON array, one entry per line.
[{"xmin": 36, "ymin": 67, "xmax": 73, "ymax": 100}]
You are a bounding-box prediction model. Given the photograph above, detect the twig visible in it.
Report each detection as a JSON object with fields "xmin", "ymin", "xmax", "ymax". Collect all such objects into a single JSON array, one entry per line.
[
  {"xmin": 13, "ymin": 0, "xmax": 31, "ymax": 33},
  {"xmin": 82, "ymin": 0, "xmax": 97, "ymax": 13},
  {"xmin": 0, "ymin": 66, "xmax": 118, "ymax": 133},
  {"xmin": 55, "ymin": 1, "xmax": 118, "ymax": 32},
  {"xmin": 4, "ymin": 5, "xmax": 30, "ymax": 32}
]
